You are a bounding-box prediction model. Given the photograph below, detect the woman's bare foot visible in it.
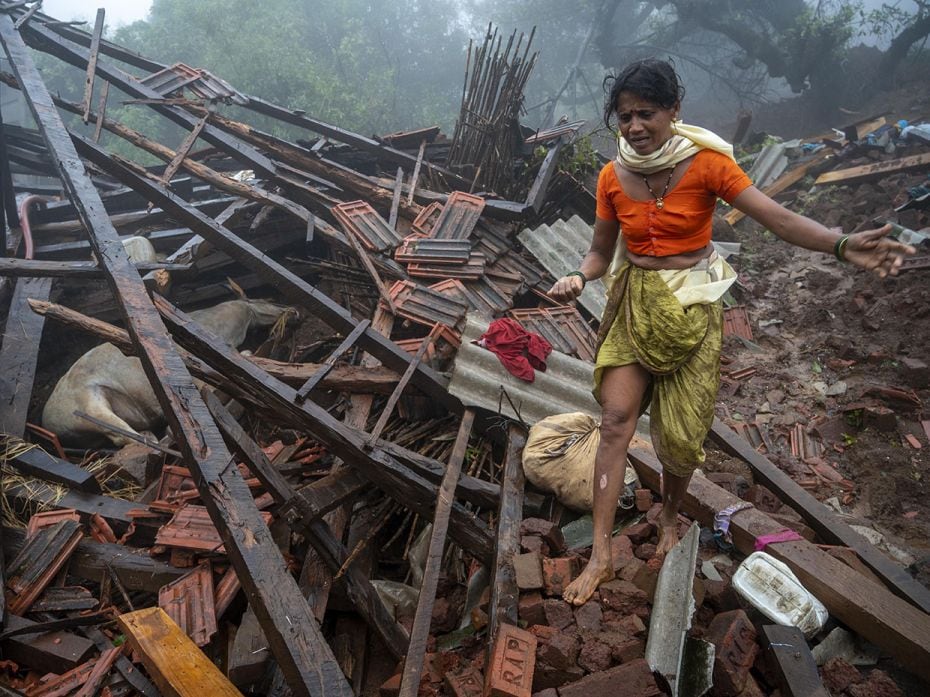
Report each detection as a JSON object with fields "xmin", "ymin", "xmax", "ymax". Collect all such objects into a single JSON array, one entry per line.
[
  {"xmin": 563, "ymin": 558, "xmax": 614, "ymax": 606},
  {"xmin": 655, "ymin": 511, "xmax": 681, "ymax": 557}
]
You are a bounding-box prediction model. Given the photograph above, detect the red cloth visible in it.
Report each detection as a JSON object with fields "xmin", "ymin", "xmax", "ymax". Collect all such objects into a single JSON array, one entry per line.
[{"xmin": 476, "ymin": 318, "xmax": 553, "ymax": 382}]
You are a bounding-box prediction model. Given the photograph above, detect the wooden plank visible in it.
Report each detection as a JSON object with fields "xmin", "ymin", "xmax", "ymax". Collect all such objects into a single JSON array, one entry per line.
[
  {"xmin": 228, "ymin": 605, "xmax": 268, "ymax": 688},
  {"xmin": 0, "ymin": 613, "xmax": 95, "ymax": 674},
  {"xmin": 0, "ymin": 277, "xmax": 52, "ymax": 437},
  {"xmin": 155, "ymin": 296, "xmax": 494, "ymax": 563},
  {"xmin": 0, "ymin": 18, "xmax": 348, "ymax": 697},
  {"xmin": 708, "ymin": 417, "xmax": 930, "ymax": 614},
  {"xmin": 160, "ymin": 112, "xmax": 209, "ymax": 185},
  {"xmin": 3, "ymin": 444, "xmax": 102, "ymax": 493},
  {"xmin": 725, "ymin": 149, "xmax": 832, "ymax": 225},
  {"xmin": 399, "ymin": 410, "xmax": 475, "ymax": 697},
  {"xmin": 118, "ymin": 607, "xmax": 244, "ymax": 697},
  {"xmin": 69, "ymin": 132, "xmax": 461, "ymax": 413},
  {"xmin": 525, "ymin": 138, "xmax": 563, "ymax": 213},
  {"xmin": 292, "ymin": 468, "xmax": 368, "ymax": 522},
  {"xmin": 92, "ymin": 80, "xmax": 108, "ymax": 142},
  {"xmin": 488, "ymin": 424, "xmax": 526, "ymax": 638},
  {"xmin": 406, "ymin": 140, "xmax": 427, "ymax": 205},
  {"xmin": 626, "ymin": 442, "xmax": 930, "ymax": 683},
  {"xmin": 295, "ymin": 320, "xmax": 369, "ymax": 402},
  {"xmin": 761, "ymin": 625, "xmax": 830, "ymax": 697},
  {"xmin": 81, "ymin": 8, "xmax": 105, "ymax": 123},
  {"xmin": 389, "ymin": 166, "xmax": 403, "ymax": 229},
  {"xmin": 0, "ymin": 257, "xmax": 189, "ymax": 277},
  {"xmin": 814, "ymin": 151, "xmax": 930, "ymax": 186}
]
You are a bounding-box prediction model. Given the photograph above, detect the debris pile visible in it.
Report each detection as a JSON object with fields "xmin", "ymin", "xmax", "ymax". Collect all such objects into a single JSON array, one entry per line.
[{"xmin": 0, "ymin": 3, "xmax": 928, "ymax": 697}]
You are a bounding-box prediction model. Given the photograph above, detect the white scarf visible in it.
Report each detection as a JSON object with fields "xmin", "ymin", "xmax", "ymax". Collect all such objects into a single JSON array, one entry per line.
[{"xmin": 616, "ymin": 121, "xmax": 735, "ymax": 174}]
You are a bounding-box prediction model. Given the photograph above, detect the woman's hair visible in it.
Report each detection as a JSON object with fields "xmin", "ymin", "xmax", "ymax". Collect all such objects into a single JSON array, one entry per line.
[{"xmin": 602, "ymin": 59, "xmax": 685, "ymax": 129}]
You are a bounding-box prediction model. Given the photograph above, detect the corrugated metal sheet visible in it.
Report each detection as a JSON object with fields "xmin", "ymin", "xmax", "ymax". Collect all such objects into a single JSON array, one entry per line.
[
  {"xmin": 448, "ymin": 314, "xmax": 600, "ymax": 426},
  {"xmin": 518, "ymin": 215, "xmax": 607, "ymax": 318},
  {"xmin": 746, "ymin": 140, "xmax": 801, "ymax": 190}
]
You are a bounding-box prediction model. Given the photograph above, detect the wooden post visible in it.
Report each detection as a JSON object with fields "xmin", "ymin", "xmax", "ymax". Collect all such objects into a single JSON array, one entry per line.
[{"xmin": 81, "ymin": 8, "xmax": 105, "ymax": 123}]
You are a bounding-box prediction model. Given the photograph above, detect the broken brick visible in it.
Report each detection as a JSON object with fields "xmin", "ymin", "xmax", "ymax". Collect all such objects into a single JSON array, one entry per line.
[
  {"xmin": 529, "ymin": 625, "xmax": 557, "ymax": 643},
  {"xmin": 445, "ymin": 667, "xmax": 484, "ymax": 697},
  {"xmin": 521, "ymin": 535, "xmax": 548, "ymax": 556},
  {"xmin": 514, "ymin": 552, "xmax": 545, "ymax": 591},
  {"xmin": 821, "ymin": 657, "xmax": 862, "ymax": 694},
  {"xmin": 577, "ymin": 638, "xmax": 612, "ymax": 672},
  {"xmin": 703, "ymin": 578, "xmax": 740, "ymax": 612},
  {"xmin": 541, "ymin": 557, "xmax": 578, "ymax": 597},
  {"xmin": 634, "ymin": 489, "xmax": 653, "ymax": 512},
  {"xmin": 743, "ymin": 485, "xmax": 782, "ymax": 514},
  {"xmin": 609, "ymin": 636, "xmax": 645, "ymax": 664},
  {"xmin": 519, "ymin": 593, "xmax": 546, "ymax": 627},
  {"xmin": 485, "ymin": 624, "xmax": 537, "ymax": 697},
  {"xmin": 379, "ymin": 673, "xmax": 401, "ymax": 697},
  {"xmin": 847, "ymin": 669, "xmax": 903, "ymax": 697},
  {"xmin": 705, "ymin": 609, "xmax": 759, "ymax": 697},
  {"xmin": 598, "ymin": 580, "xmax": 647, "ymax": 615},
  {"xmin": 634, "ymin": 543, "xmax": 657, "ymax": 560},
  {"xmin": 541, "ymin": 599, "xmax": 574, "ymax": 630},
  {"xmin": 531, "ymin": 663, "xmax": 584, "ymax": 691},
  {"xmin": 602, "ymin": 612, "xmax": 646, "ymax": 637},
  {"xmin": 632, "ymin": 558, "xmax": 662, "ymax": 602},
  {"xmin": 735, "ymin": 673, "xmax": 765, "ymax": 697},
  {"xmin": 620, "ymin": 522, "xmax": 654, "ymax": 545},
  {"xmin": 557, "ymin": 659, "xmax": 661, "ymax": 697},
  {"xmin": 520, "ymin": 519, "xmax": 566, "ymax": 555},
  {"xmin": 610, "ymin": 535, "xmax": 634, "ymax": 571},
  {"xmin": 536, "ymin": 630, "xmax": 579, "ymax": 671},
  {"xmin": 572, "ymin": 602, "xmax": 602, "ymax": 632},
  {"xmin": 531, "ymin": 690, "xmax": 558, "ymax": 697},
  {"xmin": 618, "ymin": 556, "xmax": 644, "ymax": 582}
]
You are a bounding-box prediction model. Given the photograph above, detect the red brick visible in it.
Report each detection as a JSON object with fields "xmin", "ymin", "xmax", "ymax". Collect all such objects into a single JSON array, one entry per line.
[
  {"xmin": 634, "ymin": 543, "xmax": 657, "ymax": 560},
  {"xmin": 530, "ymin": 625, "xmax": 557, "ymax": 643},
  {"xmin": 620, "ymin": 522, "xmax": 655, "ymax": 545},
  {"xmin": 734, "ymin": 674, "xmax": 765, "ymax": 697},
  {"xmin": 446, "ymin": 667, "xmax": 485, "ymax": 697},
  {"xmin": 532, "ymin": 690, "xmax": 559, "ymax": 697},
  {"xmin": 572, "ymin": 602, "xmax": 602, "ymax": 632},
  {"xmin": 431, "ymin": 597, "xmax": 458, "ymax": 633},
  {"xmin": 379, "ymin": 673, "xmax": 401, "ymax": 697},
  {"xmin": 632, "ymin": 558, "xmax": 661, "ymax": 601},
  {"xmin": 609, "ymin": 637, "xmax": 645, "ymax": 664},
  {"xmin": 542, "ymin": 557, "xmax": 579, "ymax": 597},
  {"xmin": 704, "ymin": 610, "xmax": 759, "ymax": 697},
  {"xmin": 515, "ymin": 552, "xmax": 545, "ymax": 591},
  {"xmin": 520, "ymin": 519, "xmax": 566, "ymax": 554},
  {"xmin": 847, "ymin": 669, "xmax": 903, "ymax": 697},
  {"xmin": 485, "ymin": 624, "xmax": 537, "ymax": 697},
  {"xmin": 531, "ymin": 663, "xmax": 584, "ymax": 691},
  {"xmin": 537, "ymin": 631, "xmax": 579, "ymax": 671},
  {"xmin": 522, "ymin": 535, "xmax": 549, "ymax": 556},
  {"xmin": 556, "ymin": 659, "xmax": 661, "ymax": 697},
  {"xmin": 609, "ymin": 534, "xmax": 634, "ymax": 571},
  {"xmin": 618, "ymin": 556, "xmax": 643, "ymax": 582},
  {"xmin": 821, "ymin": 657, "xmax": 862, "ymax": 694},
  {"xmin": 702, "ymin": 578, "xmax": 740, "ymax": 612},
  {"xmin": 519, "ymin": 593, "xmax": 546, "ymax": 627},
  {"xmin": 602, "ymin": 612, "xmax": 645, "ymax": 637},
  {"xmin": 598, "ymin": 580, "xmax": 647, "ymax": 615},
  {"xmin": 634, "ymin": 489, "xmax": 653, "ymax": 512},
  {"xmin": 577, "ymin": 638, "xmax": 612, "ymax": 673},
  {"xmin": 743, "ymin": 485, "xmax": 782, "ymax": 514},
  {"xmin": 693, "ymin": 577, "xmax": 706, "ymax": 608},
  {"xmin": 541, "ymin": 599, "xmax": 574, "ymax": 630}
]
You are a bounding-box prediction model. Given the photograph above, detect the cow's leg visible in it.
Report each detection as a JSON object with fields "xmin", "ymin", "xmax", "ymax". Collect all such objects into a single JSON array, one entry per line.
[{"xmin": 81, "ymin": 391, "xmax": 145, "ymax": 447}]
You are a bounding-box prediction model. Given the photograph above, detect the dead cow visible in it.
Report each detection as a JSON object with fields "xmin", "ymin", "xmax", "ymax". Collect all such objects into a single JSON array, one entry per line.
[{"xmin": 42, "ymin": 298, "xmax": 295, "ymax": 446}]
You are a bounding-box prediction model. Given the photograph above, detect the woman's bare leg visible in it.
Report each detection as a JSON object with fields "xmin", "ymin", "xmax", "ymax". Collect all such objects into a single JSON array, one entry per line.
[
  {"xmin": 655, "ymin": 469, "xmax": 693, "ymax": 556},
  {"xmin": 563, "ymin": 364, "xmax": 650, "ymax": 606}
]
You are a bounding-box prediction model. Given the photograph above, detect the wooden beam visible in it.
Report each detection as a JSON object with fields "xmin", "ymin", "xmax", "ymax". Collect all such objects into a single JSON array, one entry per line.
[
  {"xmin": 761, "ymin": 625, "xmax": 830, "ymax": 697},
  {"xmin": 0, "ymin": 277, "xmax": 52, "ymax": 437},
  {"xmin": 2, "ymin": 443, "xmax": 101, "ymax": 493},
  {"xmin": 399, "ymin": 410, "xmax": 475, "ymax": 697},
  {"xmin": 118, "ymin": 607, "xmax": 244, "ymax": 697},
  {"xmin": 0, "ymin": 18, "xmax": 348, "ymax": 697},
  {"xmin": 488, "ymin": 425, "xmax": 526, "ymax": 638},
  {"xmin": 627, "ymin": 442, "xmax": 930, "ymax": 683},
  {"xmin": 708, "ymin": 417, "xmax": 930, "ymax": 614},
  {"xmin": 69, "ymin": 132, "xmax": 461, "ymax": 413},
  {"xmin": 0, "ymin": 258, "xmax": 188, "ymax": 277},
  {"xmin": 159, "ymin": 112, "xmax": 208, "ymax": 185},
  {"xmin": 92, "ymin": 80, "xmax": 108, "ymax": 142},
  {"xmin": 815, "ymin": 152, "xmax": 930, "ymax": 186},
  {"xmin": 525, "ymin": 138, "xmax": 563, "ymax": 213},
  {"xmin": 295, "ymin": 319, "xmax": 371, "ymax": 402},
  {"xmin": 154, "ymin": 295, "xmax": 494, "ymax": 563},
  {"xmin": 389, "ymin": 166, "xmax": 403, "ymax": 229},
  {"xmin": 0, "ymin": 613, "xmax": 94, "ymax": 674},
  {"xmin": 81, "ymin": 8, "xmax": 104, "ymax": 124}
]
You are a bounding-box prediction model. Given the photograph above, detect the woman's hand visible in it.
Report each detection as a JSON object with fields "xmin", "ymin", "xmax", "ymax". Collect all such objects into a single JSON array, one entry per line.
[
  {"xmin": 547, "ymin": 275, "xmax": 585, "ymax": 302},
  {"xmin": 844, "ymin": 224, "xmax": 917, "ymax": 277}
]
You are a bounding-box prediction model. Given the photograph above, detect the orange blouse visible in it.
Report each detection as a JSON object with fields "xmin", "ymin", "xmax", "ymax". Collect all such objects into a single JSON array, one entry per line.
[{"xmin": 595, "ymin": 150, "xmax": 753, "ymax": 256}]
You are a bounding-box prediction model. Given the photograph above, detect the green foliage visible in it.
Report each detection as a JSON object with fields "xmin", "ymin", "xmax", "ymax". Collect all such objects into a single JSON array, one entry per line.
[{"xmin": 557, "ymin": 135, "xmax": 599, "ymax": 178}]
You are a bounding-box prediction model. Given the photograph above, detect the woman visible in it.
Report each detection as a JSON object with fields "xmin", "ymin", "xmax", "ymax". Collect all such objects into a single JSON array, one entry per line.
[{"xmin": 548, "ymin": 59, "xmax": 915, "ymax": 607}]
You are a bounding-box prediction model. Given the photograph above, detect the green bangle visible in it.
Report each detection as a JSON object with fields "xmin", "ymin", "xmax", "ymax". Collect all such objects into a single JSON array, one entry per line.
[
  {"xmin": 566, "ymin": 270, "xmax": 587, "ymax": 287},
  {"xmin": 834, "ymin": 235, "xmax": 850, "ymax": 262}
]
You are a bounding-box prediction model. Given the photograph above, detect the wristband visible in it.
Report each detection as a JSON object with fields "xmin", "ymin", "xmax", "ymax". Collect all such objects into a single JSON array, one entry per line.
[
  {"xmin": 833, "ymin": 235, "xmax": 849, "ymax": 262},
  {"xmin": 566, "ymin": 270, "xmax": 587, "ymax": 287}
]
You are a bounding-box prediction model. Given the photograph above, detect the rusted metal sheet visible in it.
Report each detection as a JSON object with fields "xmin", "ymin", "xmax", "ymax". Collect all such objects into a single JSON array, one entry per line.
[
  {"xmin": 429, "ymin": 191, "xmax": 486, "ymax": 240},
  {"xmin": 24, "ymin": 509, "xmax": 81, "ymax": 538},
  {"xmin": 509, "ymin": 306, "xmax": 597, "ymax": 362},
  {"xmin": 140, "ymin": 62, "xmax": 246, "ymax": 104},
  {"xmin": 6, "ymin": 519, "xmax": 83, "ymax": 614},
  {"xmin": 155, "ymin": 504, "xmax": 273, "ymax": 553},
  {"xmin": 159, "ymin": 562, "xmax": 218, "ymax": 647},
  {"xmin": 723, "ymin": 306, "xmax": 754, "ymax": 341},
  {"xmin": 409, "ymin": 252, "xmax": 485, "ymax": 280},
  {"xmin": 395, "ymin": 237, "xmax": 472, "ymax": 265},
  {"xmin": 388, "ymin": 280, "xmax": 468, "ymax": 330},
  {"xmin": 333, "ymin": 200, "xmax": 404, "ymax": 252}
]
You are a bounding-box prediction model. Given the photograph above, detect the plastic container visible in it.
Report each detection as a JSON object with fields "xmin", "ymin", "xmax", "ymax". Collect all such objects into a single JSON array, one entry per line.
[{"xmin": 731, "ymin": 551, "xmax": 828, "ymax": 636}]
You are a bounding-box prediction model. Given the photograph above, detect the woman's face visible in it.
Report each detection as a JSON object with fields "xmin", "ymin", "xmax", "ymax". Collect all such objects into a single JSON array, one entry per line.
[{"xmin": 616, "ymin": 91, "xmax": 678, "ymax": 155}]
